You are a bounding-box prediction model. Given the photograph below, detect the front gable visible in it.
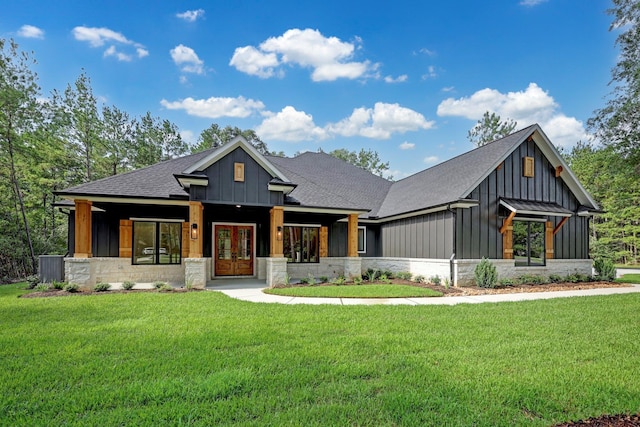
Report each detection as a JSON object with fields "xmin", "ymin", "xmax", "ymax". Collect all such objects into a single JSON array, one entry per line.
[{"xmin": 178, "ymin": 136, "xmax": 293, "ymax": 206}]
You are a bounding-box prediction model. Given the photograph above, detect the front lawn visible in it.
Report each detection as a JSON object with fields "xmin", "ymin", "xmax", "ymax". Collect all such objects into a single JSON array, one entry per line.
[
  {"xmin": 616, "ymin": 274, "xmax": 640, "ymax": 284},
  {"xmin": 265, "ymin": 283, "xmax": 443, "ymax": 298},
  {"xmin": 1, "ymin": 283, "xmax": 639, "ymax": 426}
]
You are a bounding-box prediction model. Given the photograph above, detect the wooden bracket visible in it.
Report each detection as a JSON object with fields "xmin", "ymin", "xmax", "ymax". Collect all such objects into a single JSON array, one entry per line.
[
  {"xmin": 553, "ymin": 217, "xmax": 569, "ymax": 235},
  {"xmin": 499, "ymin": 211, "xmax": 517, "ymax": 234}
]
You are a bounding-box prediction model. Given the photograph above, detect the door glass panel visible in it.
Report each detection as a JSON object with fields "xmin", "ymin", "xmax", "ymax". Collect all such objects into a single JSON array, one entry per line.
[
  {"xmin": 238, "ymin": 229, "xmax": 251, "ymax": 260},
  {"xmin": 217, "ymin": 228, "xmax": 231, "ymax": 260},
  {"xmin": 513, "ymin": 220, "xmax": 545, "ymax": 267}
]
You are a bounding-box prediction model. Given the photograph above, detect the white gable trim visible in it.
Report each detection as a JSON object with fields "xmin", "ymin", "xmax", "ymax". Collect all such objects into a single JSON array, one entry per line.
[
  {"xmin": 183, "ymin": 136, "xmax": 290, "ymax": 182},
  {"xmin": 460, "ymin": 124, "xmax": 599, "ymax": 209}
]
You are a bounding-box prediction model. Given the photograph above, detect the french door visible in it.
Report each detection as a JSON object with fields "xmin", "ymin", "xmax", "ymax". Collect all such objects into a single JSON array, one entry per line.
[{"xmin": 214, "ymin": 224, "xmax": 254, "ymax": 276}]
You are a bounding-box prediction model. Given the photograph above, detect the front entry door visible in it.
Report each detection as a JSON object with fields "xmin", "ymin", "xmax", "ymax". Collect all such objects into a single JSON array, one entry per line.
[{"xmin": 215, "ymin": 225, "xmax": 254, "ymax": 276}]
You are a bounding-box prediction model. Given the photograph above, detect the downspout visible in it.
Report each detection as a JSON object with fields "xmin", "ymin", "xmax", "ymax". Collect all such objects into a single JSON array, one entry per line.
[{"xmin": 447, "ymin": 204, "xmax": 457, "ymax": 286}]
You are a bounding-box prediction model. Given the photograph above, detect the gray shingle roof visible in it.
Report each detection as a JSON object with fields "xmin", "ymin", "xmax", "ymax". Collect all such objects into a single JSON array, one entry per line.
[
  {"xmin": 267, "ymin": 152, "xmax": 393, "ymax": 211},
  {"xmin": 57, "ymin": 124, "xmax": 597, "ymax": 218},
  {"xmin": 374, "ymin": 125, "xmax": 536, "ymax": 218},
  {"xmin": 57, "ymin": 149, "xmax": 216, "ymax": 199}
]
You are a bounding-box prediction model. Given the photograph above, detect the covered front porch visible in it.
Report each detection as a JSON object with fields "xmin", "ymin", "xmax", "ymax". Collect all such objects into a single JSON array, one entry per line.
[{"xmin": 65, "ymin": 199, "xmax": 365, "ymax": 288}]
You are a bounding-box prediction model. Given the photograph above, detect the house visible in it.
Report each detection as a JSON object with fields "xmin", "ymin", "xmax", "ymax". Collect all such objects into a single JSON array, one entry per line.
[{"xmin": 55, "ymin": 124, "xmax": 600, "ymax": 288}]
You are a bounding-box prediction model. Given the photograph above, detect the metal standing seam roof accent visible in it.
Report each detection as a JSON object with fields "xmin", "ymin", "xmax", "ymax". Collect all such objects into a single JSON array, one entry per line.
[{"xmin": 499, "ymin": 198, "xmax": 574, "ymax": 217}]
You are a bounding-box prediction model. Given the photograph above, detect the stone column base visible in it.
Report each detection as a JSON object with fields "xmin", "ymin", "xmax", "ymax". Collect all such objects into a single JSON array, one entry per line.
[
  {"xmin": 344, "ymin": 257, "xmax": 362, "ymax": 279},
  {"xmin": 184, "ymin": 258, "xmax": 209, "ymax": 289},
  {"xmin": 266, "ymin": 257, "xmax": 288, "ymax": 287},
  {"xmin": 64, "ymin": 257, "xmax": 95, "ymax": 289}
]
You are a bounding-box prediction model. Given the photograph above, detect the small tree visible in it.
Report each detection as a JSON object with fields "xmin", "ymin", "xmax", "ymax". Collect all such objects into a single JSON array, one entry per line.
[
  {"xmin": 474, "ymin": 258, "xmax": 498, "ymax": 288},
  {"xmin": 468, "ymin": 111, "xmax": 517, "ymax": 147}
]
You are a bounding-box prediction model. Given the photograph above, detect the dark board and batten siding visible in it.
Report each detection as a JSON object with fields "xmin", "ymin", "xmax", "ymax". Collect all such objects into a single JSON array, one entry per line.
[
  {"xmin": 456, "ymin": 139, "xmax": 589, "ymax": 260},
  {"xmin": 380, "ymin": 211, "xmax": 454, "ymax": 259},
  {"xmin": 191, "ymin": 147, "xmax": 282, "ymax": 206}
]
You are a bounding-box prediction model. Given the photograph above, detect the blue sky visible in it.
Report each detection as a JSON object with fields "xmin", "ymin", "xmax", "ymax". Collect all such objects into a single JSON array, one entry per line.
[{"xmin": 2, "ymin": 0, "xmax": 616, "ymax": 179}]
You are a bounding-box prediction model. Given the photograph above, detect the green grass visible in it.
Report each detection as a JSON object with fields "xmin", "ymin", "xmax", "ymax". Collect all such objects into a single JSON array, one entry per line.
[
  {"xmin": 616, "ymin": 274, "xmax": 640, "ymax": 284},
  {"xmin": 265, "ymin": 284, "xmax": 443, "ymax": 298},
  {"xmin": 1, "ymin": 282, "xmax": 640, "ymax": 426}
]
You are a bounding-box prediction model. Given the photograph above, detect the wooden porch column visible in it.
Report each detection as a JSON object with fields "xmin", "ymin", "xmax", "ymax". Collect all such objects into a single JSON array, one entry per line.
[
  {"xmin": 347, "ymin": 213, "xmax": 359, "ymax": 257},
  {"xmin": 270, "ymin": 206, "xmax": 284, "ymax": 257},
  {"xmin": 189, "ymin": 201, "xmax": 204, "ymax": 258},
  {"xmin": 545, "ymin": 221, "xmax": 554, "ymax": 260},
  {"xmin": 500, "ymin": 211, "xmax": 516, "ymax": 260},
  {"xmin": 74, "ymin": 200, "xmax": 92, "ymax": 258},
  {"xmin": 119, "ymin": 220, "xmax": 133, "ymax": 258}
]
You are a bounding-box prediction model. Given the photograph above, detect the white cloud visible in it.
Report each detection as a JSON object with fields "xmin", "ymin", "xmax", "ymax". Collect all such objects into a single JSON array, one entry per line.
[
  {"xmin": 327, "ymin": 102, "xmax": 435, "ymax": 139},
  {"xmin": 415, "ymin": 48, "xmax": 436, "ymax": 56},
  {"xmin": 180, "ymin": 130, "xmax": 196, "ymax": 144},
  {"xmin": 104, "ymin": 45, "xmax": 132, "ymax": 62},
  {"xmin": 73, "ymin": 26, "xmax": 131, "ymax": 47},
  {"xmin": 176, "ymin": 9, "xmax": 205, "ymax": 22},
  {"xmin": 421, "ymin": 65, "xmax": 438, "ymax": 80},
  {"xmin": 72, "ymin": 26, "xmax": 147, "ymax": 61},
  {"xmin": 437, "ymin": 83, "xmax": 587, "ymax": 147},
  {"xmin": 18, "ymin": 25, "xmax": 44, "ymax": 39},
  {"xmin": 170, "ymin": 44, "xmax": 204, "ymax": 74},
  {"xmin": 256, "ymin": 106, "xmax": 327, "ymax": 141},
  {"xmin": 441, "ymin": 86, "xmax": 455, "ymax": 92},
  {"xmin": 424, "ymin": 156, "xmax": 439, "ymax": 164},
  {"xmin": 229, "ymin": 46, "xmax": 280, "ymax": 78},
  {"xmin": 520, "ymin": 0, "xmax": 548, "ymax": 6},
  {"xmin": 136, "ymin": 48, "xmax": 149, "ymax": 58},
  {"xmin": 160, "ymin": 96, "xmax": 264, "ymax": 118},
  {"xmin": 385, "ymin": 74, "xmax": 408, "ymax": 83},
  {"xmin": 230, "ymin": 28, "xmax": 378, "ymax": 82},
  {"xmin": 399, "ymin": 141, "xmax": 415, "ymax": 150}
]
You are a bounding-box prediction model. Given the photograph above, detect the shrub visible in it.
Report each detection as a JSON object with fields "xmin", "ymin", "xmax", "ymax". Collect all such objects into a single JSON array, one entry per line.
[
  {"xmin": 94, "ymin": 282, "xmax": 111, "ymax": 292},
  {"xmin": 516, "ymin": 274, "xmax": 546, "ymax": 285},
  {"xmin": 443, "ymin": 277, "xmax": 451, "ymax": 289},
  {"xmin": 378, "ymin": 274, "xmax": 391, "ymax": 284},
  {"xmin": 306, "ymin": 273, "xmax": 316, "ymax": 286},
  {"xmin": 331, "ymin": 276, "xmax": 346, "ymax": 286},
  {"xmin": 298, "ymin": 277, "xmax": 309, "ymax": 285},
  {"xmin": 564, "ymin": 273, "xmax": 580, "ymax": 283},
  {"xmin": 158, "ymin": 284, "xmax": 173, "ymax": 292},
  {"xmin": 381, "ymin": 270, "xmax": 394, "ymax": 279},
  {"xmin": 35, "ymin": 283, "xmax": 50, "ymax": 292},
  {"xmin": 430, "ymin": 275, "xmax": 442, "ymax": 286},
  {"xmin": 548, "ymin": 274, "xmax": 563, "ymax": 283},
  {"xmin": 364, "ymin": 268, "xmax": 379, "ymax": 282},
  {"xmin": 413, "ymin": 275, "xmax": 425, "ymax": 283},
  {"xmin": 396, "ymin": 271, "xmax": 412, "ymax": 280},
  {"xmin": 122, "ymin": 281, "xmax": 135, "ymax": 290},
  {"xmin": 319, "ymin": 276, "xmax": 328, "ymax": 283},
  {"xmin": 353, "ymin": 276, "xmax": 363, "ymax": 285},
  {"xmin": 25, "ymin": 275, "xmax": 40, "ymax": 289},
  {"xmin": 64, "ymin": 283, "xmax": 79, "ymax": 293},
  {"xmin": 153, "ymin": 281, "xmax": 167, "ymax": 289},
  {"xmin": 51, "ymin": 281, "xmax": 65, "ymax": 290},
  {"xmin": 498, "ymin": 278, "xmax": 514, "ymax": 287},
  {"xmin": 474, "ymin": 258, "xmax": 498, "ymax": 288},
  {"xmin": 594, "ymin": 258, "xmax": 617, "ymax": 281}
]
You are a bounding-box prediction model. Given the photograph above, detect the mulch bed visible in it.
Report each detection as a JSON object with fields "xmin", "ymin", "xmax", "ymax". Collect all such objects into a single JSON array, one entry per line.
[
  {"xmin": 553, "ymin": 413, "xmax": 640, "ymax": 426},
  {"xmin": 20, "ymin": 287, "xmax": 201, "ymax": 298}
]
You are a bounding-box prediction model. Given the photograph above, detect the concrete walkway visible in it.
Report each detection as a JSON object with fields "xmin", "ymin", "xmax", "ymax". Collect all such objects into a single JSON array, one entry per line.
[{"xmin": 207, "ymin": 279, "xmax": 640, "ymax": 306}]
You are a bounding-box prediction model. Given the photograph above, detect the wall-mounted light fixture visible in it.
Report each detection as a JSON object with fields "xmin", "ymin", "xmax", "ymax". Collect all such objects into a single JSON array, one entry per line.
[
  {"xmin": 191, "ymin": 223, "xmax": 198, "ymax": 240},
  {"xmin": 277, "ymin": 225, "xmax": 283, "ymax": 241}
]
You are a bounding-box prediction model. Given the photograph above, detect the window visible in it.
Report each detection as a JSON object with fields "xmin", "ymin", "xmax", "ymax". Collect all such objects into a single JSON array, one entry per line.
[
  {"xmin": 357, "ymin": 226, "xmax": 366, "ymax": 253},
  {"xmin": 284, "ymin": 226, "xmax": 319, "ymax": 263},
  {"xmin": 513, "ymin": 220, "xmax": 545, "ymax": 266},
  {"xmin": 133, "ymin": 221, "xmax": 182, "ymax": 265}
]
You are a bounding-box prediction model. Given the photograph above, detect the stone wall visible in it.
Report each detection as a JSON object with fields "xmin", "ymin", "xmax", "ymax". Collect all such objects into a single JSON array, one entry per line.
[
  {"xmin": 286, "ymin": 257, "xmax": 348, "ymax": 280},
  {"xmin": 184, "ymin": 258, "xmax": 211, "ymax": 289},
  {"xmin": 453, "ymin": 259, "xmax": 594, "ymax": 286},
  {"xmin": 361, "ymin": 257, "xmax": 450, "ymax": 282},
  {"xmin": 65, "ymin": 257, "xmax": 186, "ymax": 287}
]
